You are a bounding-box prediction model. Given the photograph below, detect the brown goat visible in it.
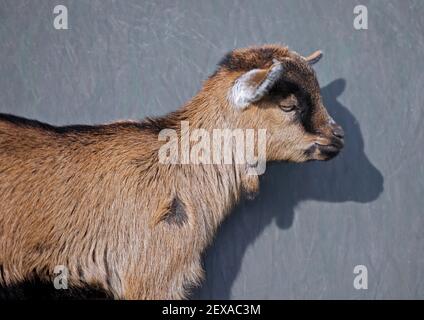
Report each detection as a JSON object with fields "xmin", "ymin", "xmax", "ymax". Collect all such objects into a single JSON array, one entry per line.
[{"xmin": 0, "ymin": 44, "xmax": 344, "ymax": 299}]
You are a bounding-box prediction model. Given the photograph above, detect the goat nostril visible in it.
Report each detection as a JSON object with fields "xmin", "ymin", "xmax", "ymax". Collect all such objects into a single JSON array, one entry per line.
[{"xmin": 332, "ymin": 126, "xmax": 344, "ymax": 139}]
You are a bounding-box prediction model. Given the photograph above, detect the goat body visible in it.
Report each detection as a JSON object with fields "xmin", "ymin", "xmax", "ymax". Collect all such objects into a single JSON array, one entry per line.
[{"xmin": 0, "ymin": 45, "xmax": 344, "ymax": 299}]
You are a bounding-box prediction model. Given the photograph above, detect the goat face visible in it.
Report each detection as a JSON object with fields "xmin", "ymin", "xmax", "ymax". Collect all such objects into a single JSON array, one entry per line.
[{"xmin": 223, "ymin": 45, "xmax": 344, "ymax": 163}]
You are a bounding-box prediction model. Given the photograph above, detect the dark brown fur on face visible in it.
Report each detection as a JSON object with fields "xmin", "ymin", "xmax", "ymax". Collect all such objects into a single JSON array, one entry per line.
[{"xmin": 0, "ymin": 44, "xmax": 343, "ymax": 299}]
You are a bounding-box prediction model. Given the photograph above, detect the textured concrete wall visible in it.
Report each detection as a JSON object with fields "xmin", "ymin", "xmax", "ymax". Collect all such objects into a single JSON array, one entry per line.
[{"xmin": 0, "ymin": 0, "xmax": 423, "ymax": 299}]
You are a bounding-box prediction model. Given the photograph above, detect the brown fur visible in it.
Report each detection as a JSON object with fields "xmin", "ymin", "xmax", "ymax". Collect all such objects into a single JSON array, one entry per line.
[{"xmin": 0, "ymin": 44, "xmax": 343, "ymax": 299}]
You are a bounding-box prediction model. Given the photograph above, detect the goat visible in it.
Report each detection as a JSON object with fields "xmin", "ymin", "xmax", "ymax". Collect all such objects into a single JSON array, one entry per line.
[{"xmin": 0, "ymin": 44, "xmax": 344, "ymax": 299}]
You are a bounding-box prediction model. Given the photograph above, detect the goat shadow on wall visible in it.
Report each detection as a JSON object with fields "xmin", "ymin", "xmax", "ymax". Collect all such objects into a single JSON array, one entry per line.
[{"xmin": 191, "ymin": 78, "xmax": 384, "ymax": 299}]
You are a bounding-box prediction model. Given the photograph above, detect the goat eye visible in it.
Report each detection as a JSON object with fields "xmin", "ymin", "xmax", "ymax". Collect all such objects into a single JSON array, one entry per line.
[{"xmin": 279, "ymin": 104, "xmax": 297, "ymax": 112}]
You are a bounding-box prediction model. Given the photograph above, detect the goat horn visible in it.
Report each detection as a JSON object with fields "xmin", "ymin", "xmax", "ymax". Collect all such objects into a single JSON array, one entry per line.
[{"xmin": 304, "ymin": 50, "xmax": 323, "ymax": 65}]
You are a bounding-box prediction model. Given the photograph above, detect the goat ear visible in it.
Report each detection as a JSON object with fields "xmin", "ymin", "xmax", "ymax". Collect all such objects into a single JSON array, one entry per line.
[
  {"xmin": 229, "ymin": 59, "xmax": 284, "ymax": 109},
  {"xmin": 305, "ymin": 50, "xmax": 323, "ymax": 65}
]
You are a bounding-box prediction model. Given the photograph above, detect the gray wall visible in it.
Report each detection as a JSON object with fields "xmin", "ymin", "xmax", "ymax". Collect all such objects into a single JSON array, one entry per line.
[{"xmin": 0, "ymin": 0, "xmax": 423, "ymax": 299}]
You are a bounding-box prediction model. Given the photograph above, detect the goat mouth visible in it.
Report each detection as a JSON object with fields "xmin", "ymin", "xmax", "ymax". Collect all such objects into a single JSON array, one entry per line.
[
  {"xmin": 316, "ymin": 136, "xmax": 344, "ymax": 149},
  {"xmin": 315, "ymin": 143, "xmax": 342, "ymax": 160}
]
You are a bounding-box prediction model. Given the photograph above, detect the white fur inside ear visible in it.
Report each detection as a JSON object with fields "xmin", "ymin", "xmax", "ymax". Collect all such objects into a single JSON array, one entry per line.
[
  {"xmin": 228, "ymin": 62, "xmax": 284, "ymax": 109},
  {"xmin": 228, "ymin": 69, "xmax": 261, "ymax": 109}
]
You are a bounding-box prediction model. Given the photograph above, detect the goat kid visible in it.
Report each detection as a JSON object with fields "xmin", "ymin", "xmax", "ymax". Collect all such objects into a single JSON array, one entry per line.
[{"xmin": 0, "ymin": 45, "xmax": 344, "ymax": 299}]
